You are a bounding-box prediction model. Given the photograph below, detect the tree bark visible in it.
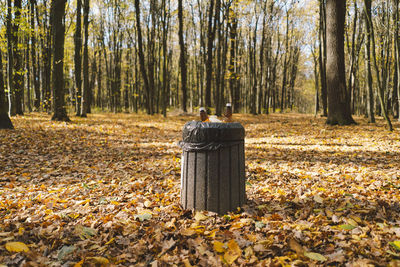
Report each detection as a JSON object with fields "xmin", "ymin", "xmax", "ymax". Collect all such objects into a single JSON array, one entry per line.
[
  {"xmin": 0, "ymin": 51, "xmax": 13, "ymax": 129},
  {"xmin": 394, "ymin": 0, "xmax": 400, "ymax": 122},
  {"xmin": 6, "ymin": 0, "xmax": 13, "ymax": 115},
  {"xmin": 319, "ymin": 0, "xmax": 328, "ymax": 116},
  {"xmin": 205, "ymin": 0, "xmax": 220, "ymax": 109},
  {"xmin": 31, "ymin": 0, "xmax": 40, "ymax": 111},
  {"xmin": 366, "ymin": 0, "xmax": 393, "ymax": 130},
  {"xmin": 178, "ymin": 0, "xmax": 187, "ymax": 113},
  {"xmin": 51, "ymin": 0, "xmax": 70, "ymax": 121},
  {"xmin": 74, "ymin": 0, "xmax": 82, "ymax": 116},
  {"xmin": 364, "ymin": 0, "xmax": 375, "ymax": 123},
  {"xmin": 228, "ymin": 13, "xmax": 238, "ymax": 112},
  {"xmin": 12, "ymin": 0, "xmax": 24, "ymax": 115},
  {"xmin": 135, "ymin": 0, "xmax": 151, "ymax": 114},
  {"xmin": 325, "ymin": 0, "xmax": 355, "ymax": 125},
  {"xmin": 81, "ymin": 0, "xmax": 90, "ymax": 117}
]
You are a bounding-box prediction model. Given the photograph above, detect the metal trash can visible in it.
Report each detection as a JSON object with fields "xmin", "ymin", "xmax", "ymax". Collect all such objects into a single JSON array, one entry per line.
[{"xmin": 179, "ymin": 121, "xmax": 246, "ymax": 214}]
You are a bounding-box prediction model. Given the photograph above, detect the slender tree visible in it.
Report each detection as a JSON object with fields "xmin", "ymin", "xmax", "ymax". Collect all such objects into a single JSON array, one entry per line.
[
  {"xmin": 178, "ymin": 0, "xmax": 187, "ymax": 113},
  {"xmin": 74, "ymin": 0, "xmax": 82, "ymax": 116},
  {"xmin": 81, "ymin": 0, "xmax": 90, "ymax": 117},
  {"xmin": 12, "ymin": 0, "xmax": 24, "ymax": 115},
  {"xmin": 6, "ymin": 0, "xmax": 13, "ymax": 115},
  {"xmin": 51, "ymin": 0, "xmax": 70, "ymax": 121},
  {"xmin": 0, "ymin": 51, "xmax": 13, "ymax": 129},
  {"xmin": 319, "ymin": 0, "xmax": 328, "ymax": 116},
  {"xmin": 325, "ymin": 0, "xmax": 355, "ymax": 125},
  {"xmin": 367, "ymin": 0, "xmax": 393, "ymax": 130},
  {"xmin": 31, "ymin": 0, "xmax": 40, "ymax": 111},
  {"xmin": 135, "ymin": 0, "xmax": 151, "ymax": 114},
  {"xmin": 205, "ymin": 0, "xmax": 220, "ymax": 108},
  {"xmin": 364, "ymin": 0, "xmax": 375, "ymax": 123}
]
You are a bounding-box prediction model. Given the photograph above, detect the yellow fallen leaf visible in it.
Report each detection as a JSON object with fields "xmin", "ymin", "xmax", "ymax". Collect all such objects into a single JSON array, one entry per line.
[
  {"xmin": 18, "ymin": 227, "xmax": 24, "ymax": 235},
  {"xmin": 213, "ymin": 241, "xmax": 226, "ymax": 253},
  {"xmin": 181, "ymin": 228, "xmax": 197, "ymax": 236},
  {"xmin": 223, "ymin": 240, "xmax": 242, "ymax": 264},
  {"xmin": 105, "ymin": 237, "xmax": 115, "ymax": 245},
  {"xmin": 194, "ymin": 211, "xmax": 209, "ymax": 221},
  {"xmin": 289, "ymin": 238, "xmax": 305, "ymax": 255},
  {"xmin": 5, "ymin": 242, "xmax": 30, "ymax": 253},
  {"xmin": 74, "ymin": 259, "xmax": 84, "ymax": 267},
  {"xmin": 389, "ymin": 240, "xmax": 400, "ymax": 251},
  {"xmin": 87, "ymin": 256, "xmax": 109, "ymax": 265},
  {"xmin": 304, "ymin": 252, "xmax": 327, "ymax": 262},
  {"xmin": 182, "ymin": 259, "xmax": 192, "ymax": 267}
]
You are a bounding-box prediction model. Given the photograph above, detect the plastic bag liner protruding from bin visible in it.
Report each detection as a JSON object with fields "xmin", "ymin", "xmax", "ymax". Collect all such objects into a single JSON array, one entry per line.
[{"xmin": 178, "ymin": 121, "xmax": 246, "ymax": 214}]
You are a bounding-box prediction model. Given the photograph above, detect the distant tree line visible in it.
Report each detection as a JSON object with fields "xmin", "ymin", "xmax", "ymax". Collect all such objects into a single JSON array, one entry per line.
[{"xmin": 0, "ymin": 0, "xmax": 399, "ymax": 131}]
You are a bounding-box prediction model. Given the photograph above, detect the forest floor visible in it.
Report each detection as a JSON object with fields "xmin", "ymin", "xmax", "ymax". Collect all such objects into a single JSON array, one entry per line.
[{"xmin": 0, "ymin": 113, "xmax": 400, "ymax": 266}]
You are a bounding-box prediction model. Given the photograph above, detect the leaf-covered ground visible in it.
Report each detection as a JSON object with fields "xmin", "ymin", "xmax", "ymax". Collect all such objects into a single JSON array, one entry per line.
[{"xmin": 1, "ymin": 113, "xmax": 400, "ymax": 266}]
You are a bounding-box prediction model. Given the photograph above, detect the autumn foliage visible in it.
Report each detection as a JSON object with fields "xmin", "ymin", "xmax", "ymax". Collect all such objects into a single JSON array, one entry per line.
[{"xmin": 0, "ymin": 113, "xmax": 400, "ymax": 266}]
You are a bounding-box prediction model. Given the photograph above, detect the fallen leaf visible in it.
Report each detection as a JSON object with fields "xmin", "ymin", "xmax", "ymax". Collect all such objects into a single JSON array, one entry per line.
[
  {"xmin": 182, "ymin": 259, "xmax": 192, "ymax": 267},
  {"xmin": 213, "ymin": 241, "xmax": 226, "ymax": 253},
  {"xmin": 58, "ymin": 245, "xmax": 76, "ymax": 261},
  {"xmin": 389, "ymin": 241, "xmax": 400, "ymax": 251},
  {"xmin": 181, "ymin": 228, "xmax": 197, "ymax": 236},
  {"xmin": 314, "ymin": 194, "xmax": 324, "ymax": 204},
  {"xmin": 339, "ymin": 224, "xmax": 356, "ymax": 230},
  {"xmin": 289, "ymin": 238, "xmax": 305, "ymax": 255},
  {"xmin": 304, "ymin": 252, "xmax": 327, "ymax": 262},
  {"xmin": 223, "ymin": 240, "xmax": 242, "ymax": 264},
  {"xmin": 5, "ymin": 242, "xmax": 30, "ymax": 253},
  {"xmin": 87, "ymin": 256, "xmax": 109, "ymax": 266},
  {"xmin": 194, "ymin": 211, "xmax": 209, "ymax": 221},
  {"xmin": 134, "ymin": 212, "xmax": 152, "ymax": 222}
]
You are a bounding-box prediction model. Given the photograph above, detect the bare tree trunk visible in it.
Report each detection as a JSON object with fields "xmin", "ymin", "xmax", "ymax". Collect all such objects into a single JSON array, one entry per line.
[
  {"xmin": 326, "ymin": 0, "xmax": 355, "ymax": 125},
  {"xmin": 51, "ymin": 0, "xmax": 69, "ymax": 122},
  {"xmin": 13, "ymin": 0, "xmax": 24, "ymax": 115},
  {"xmin": 366, "ymin": 0, "xmax": 393, "ymax": 130},
  {"xmin": 395, "ymin": 0, "xmax": 400, "ymax": 122},
  {"xmin": 280, "ymin": 10, "xmax": 289, "ymax": 112},
  {"xmin": 0, "ymin": 51, "xmax": 13, "ymax": 129},
  {"xmin": 229, "ymin": 13, "xmax": 238, "ymax": 112},
  {"xmin": 26, "ymin": 35, "xmax": 31, "ymax": 113},
  {"xmin": 31, "ymin": 0, "xmax": 40, "ymax": 111},
  {"xmin": 178, "ymin": 0, "xmax": 187, "ymax": 113},
  {"xmin": 74, "ymin": 0, "xmax": 82, "ymax": 116},
  {"xmin": 205, "ymin": 0, "xmax": 220, "ymax": 108},
  {"xmin": 364, "ymin": 0, "xmax": 375, "ymax": 123},
  {"xmin": 6, "ymin": 0, "xmax": 14, "ymax": 116},
  {"xmin": 81, "ymin": 0, "xmax": 90, "ymax": 117},
  {"xmin": 135, "ymin": 0, "xmax": 151, "ymax": 114},
  {"xmin": 319, "ymin": 0, "xmax": 328, "ymax": 116}
]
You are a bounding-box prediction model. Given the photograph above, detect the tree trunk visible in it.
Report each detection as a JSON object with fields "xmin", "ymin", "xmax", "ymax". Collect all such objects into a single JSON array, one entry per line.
[
  {"xmin": 394, "ymin": 0, "xmax": 400, "ymax": 122},
  {"xmin": 81, "ymin": 0, "xmax": 90, "ymax": 117},
  {"xmin": 178, "ymin": 0, "xmax": 187, "ymax": 113},
  {"xmin": 280, "ymin": 10, "xmax": 290, "ymax": 112},
  {"xmin": 31, "ymin": 0, "xmax": 40, "ymax": 111},
  {"xmin": 367, "ymin": 0, "xmax": 393, "ymax": 130},
  {"xmin": 135, "ymin": 0, "xmax": 151, "ymax": 114},
  {"xmin": 74, "ymin": 0, "xmax": 82, "ymax": 116},
  {"xmin": 205, "ymin": 0, "xmax": 220, "ymax": 109},
  {"xmin": 319, "ymin": 0, "xmax": 328, "ymax": 116},
  {"xmin": 12, "ymin": 0, "xmax": 24, "ymax": 115},
  {"xmin": 364, "ymin": 0, "xmax": 375, "ymax": 123},
  {"xmin": 51, "ymin": 0, "xmax": 70, "ymax": 122},
  {"xmin": 6, "ymin": 0, "xmax": 14, "ymax": 116},
  {"xmin": 26, "ymin": 35, "xmax": 31, "ymax": 113},
  {"xmin": 325, "ymin": 0, "xmax": 355, "ymax": 125},
  {"xmin": 0, "ymin": 51, "xmax": 13, "ymax": 129}
]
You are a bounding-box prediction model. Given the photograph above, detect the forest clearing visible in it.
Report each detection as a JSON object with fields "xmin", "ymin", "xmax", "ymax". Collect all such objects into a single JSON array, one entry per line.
[{"xmin": 1, "ymin": 113, "xmax": 400, "ymax": 266}]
